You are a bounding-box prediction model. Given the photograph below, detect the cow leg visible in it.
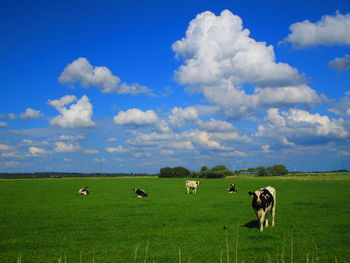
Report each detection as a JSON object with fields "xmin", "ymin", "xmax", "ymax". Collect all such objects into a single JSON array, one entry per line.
[
  {"xmin": 271, "ymin": 205, "xmax": 276, "ymax": 227},
  {"xmin": 259, "ymin": 212, "xmax": 266, "ymax": 232}
]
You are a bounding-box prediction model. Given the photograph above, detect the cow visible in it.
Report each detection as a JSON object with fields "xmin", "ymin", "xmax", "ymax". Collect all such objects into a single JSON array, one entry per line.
[
  {"xmin": 248, "ymin": 186, "xmax": 276, "ymax": 232},
  {"xmin": 228, "ymin": 184, "xmax": 237, "ymax": 194},
  {"xmin": 186, "ymin": 180, "xmax": 201, "ymax": 194},
  {"xmin": 133, "ymin": 188, "xmax": 148, "ymax": 198},
  {"xmin": 78, "ymin": 187, "xmax": 89, "ymax": 195}
]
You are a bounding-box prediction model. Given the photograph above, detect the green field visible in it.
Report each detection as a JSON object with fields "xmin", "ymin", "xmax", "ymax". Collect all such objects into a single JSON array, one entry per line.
[{"xmin": 0, "ymin": 176, "xmax": 349, "ymax": 263}]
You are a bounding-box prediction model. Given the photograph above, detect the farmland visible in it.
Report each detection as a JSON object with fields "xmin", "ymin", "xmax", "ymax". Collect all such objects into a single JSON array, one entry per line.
[{"xmin": 0, "ymin": 175, "xmax": 349, "ymax": 263}]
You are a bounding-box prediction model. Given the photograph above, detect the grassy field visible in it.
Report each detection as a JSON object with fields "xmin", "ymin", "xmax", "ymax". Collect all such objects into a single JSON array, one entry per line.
[{"xmin": 0, "ymin": 175, "xmax": 349, "ymax": 263}]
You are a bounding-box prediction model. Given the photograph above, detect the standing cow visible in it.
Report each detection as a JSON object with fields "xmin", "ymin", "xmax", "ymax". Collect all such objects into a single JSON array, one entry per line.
[
  {"xmin": 186, "ymin": 180, "xmax": 201, "ymax": 194},
  {"xmin": 248, "ymin": 186, "xmax": 276, "ymax": 232},
  {"xmin": 78, "ymin": 187, "xmax": 89, "ymax": 195}
]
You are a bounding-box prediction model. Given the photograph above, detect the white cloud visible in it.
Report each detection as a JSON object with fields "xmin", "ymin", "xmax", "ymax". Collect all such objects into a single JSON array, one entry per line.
[
  {"xmin": 201, "ymin": 83, "xmax": 325, "ymax": 119},
  {"xmin": 329, "ymin": 91, "xmax": 350, "ymax": 117},
  {"xmin": 198, "ymin": 119, "xmax": 236, "ymax": 132},
  {"xmin": 54, "ymin": 141, "xmax": 81, "ymax": 152},
  {"xmin": 173, "ymin": 10, "xmax": 303, "ymax": 88},
  {"xmin": 172, "ymin": 10, "xmax": 324, "ymax": 119},
  {"xmin": 28, "ymin": 147, "xmax": 47, "ymax": 155},
  {"xmin": 168, "ymin": 107, "xmax": 199, "ymax": 127},
  {"xmin": 19, "ymin": 108, "xmax": 43, "ymax": 120},
  {"xmin": 59, "ymin": 57, "xmax": 152, "ymax": 95},
  {"xmin": 329, "ymin": 54, "xmax": 350, "ymax": 72},
  {"xmin": 0, "ymin": 144, "xmax": 11, "ymax": 151},
  {"xmin": 256, "ymin": 108, "xmax": 349, "ymax": 146},
  {"xmin": 105, "ymin": 146, "xmax": 129, "ymax": 153},
  {"xmin": 282, "ymin": 11, "xmax": 350, "ymax": 48},
  {"xmin": 48, "ymin": 95, "xmax": 95, "ymax": 128},
  {"xmin": 58, "ymin": 134, "xmax": 85, "ymax": 141},
  {"xmin": 113, "ymin": 108, "xmax": 159, "ymax": 126}
]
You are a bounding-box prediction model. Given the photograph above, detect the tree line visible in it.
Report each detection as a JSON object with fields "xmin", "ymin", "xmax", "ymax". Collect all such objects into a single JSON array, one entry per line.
[{"xmin": 159, "ymin": 164, "xmax": 289, "ymax": 178}]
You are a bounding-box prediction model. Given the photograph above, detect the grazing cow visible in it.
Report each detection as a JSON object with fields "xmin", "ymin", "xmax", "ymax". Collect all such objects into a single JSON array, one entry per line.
[
  {"xmin": 186, "ymin": 180, "xmax": 201, "ymax": 194},
  {"xmin": 133, "ymin": 188, "xmax": 148, "ymax": 198},
  {"xmin": 228, "ymin": 184, "xmax": 237, "ymax": 194},
  {"xmin": 248, "ymin": 186, "xmax": 276, "ymax": 232},
  {"xmin": 78, "ymin": 187, "xmax": 89, "ymax": 195}
]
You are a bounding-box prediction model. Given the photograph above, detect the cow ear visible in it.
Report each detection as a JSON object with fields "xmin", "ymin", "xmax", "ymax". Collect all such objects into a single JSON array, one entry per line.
[{"xmin": 248, "ymin": 191, "xmax": 254, "ymax": 196}]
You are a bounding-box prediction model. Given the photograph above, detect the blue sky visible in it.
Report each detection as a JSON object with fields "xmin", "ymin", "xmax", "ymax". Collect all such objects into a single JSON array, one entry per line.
[{"xmin": 1, "ymin": 0, "xmax": 350, "ymax": 173}]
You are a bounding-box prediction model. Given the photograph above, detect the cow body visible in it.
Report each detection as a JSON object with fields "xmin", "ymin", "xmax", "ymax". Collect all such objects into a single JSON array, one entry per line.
[
  {"xmin": 186, "ymin": 180, "xmax": 201, "ymax": 194},
  {"xmin": 133, "ymin": 188, "xmax": 148, "ymax": 198},
  {"xmin": 248, "ymin": 186, "xmax": 276, "ymax": 232},
  {"xmin": 78, "ymin": 187, "xmax": 89, "ymax": 195},
  {"xmin": 228, "ymin": 184, "xmax": 237, "ymax": 194}
]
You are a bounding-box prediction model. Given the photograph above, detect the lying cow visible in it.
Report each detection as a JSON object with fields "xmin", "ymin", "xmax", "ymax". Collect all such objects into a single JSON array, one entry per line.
[
  {"xmin": 248, "ymin": 186, "xmax": 276, "ymax": 232},
  {"xmin": 78, "ymin": 187, "xmax": 89, "ymax": 195},
  {"xmin": 228, "ymin": 184, "xmax": 237, "ymax": 194},
  {"xmin": 133, "ymin": 188, "xmax": 148, "ymax": 198},
  {"xmin": 186, "ymin": 180, "xmax": 201, "ymax": 194}
]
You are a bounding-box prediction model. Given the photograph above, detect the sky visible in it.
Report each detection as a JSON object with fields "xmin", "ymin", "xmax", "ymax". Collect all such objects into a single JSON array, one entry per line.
[{"xmin": 1, "ymin": 0, "xmax": 350, "ymax": 173}]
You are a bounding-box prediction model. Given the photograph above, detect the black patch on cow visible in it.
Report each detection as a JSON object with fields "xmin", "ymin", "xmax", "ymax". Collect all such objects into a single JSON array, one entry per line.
[
  {"xmin": 249, "ymin": 189, "xmax": 274, "ymax": 211},
  {"xmin": 133, "ymin": 188, "xmax": 148, "ymax": 197}
]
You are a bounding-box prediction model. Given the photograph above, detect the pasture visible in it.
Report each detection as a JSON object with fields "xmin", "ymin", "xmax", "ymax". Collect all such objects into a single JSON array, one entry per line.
[{"xmin": 0, "ymin": 176, "xmax": 349, "ymax": 263}]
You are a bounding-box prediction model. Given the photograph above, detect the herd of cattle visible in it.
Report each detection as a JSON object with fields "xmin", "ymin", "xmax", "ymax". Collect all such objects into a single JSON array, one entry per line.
[{"xmin": 78, "ymin": 180, "xmax": 276, "ymax": 232}]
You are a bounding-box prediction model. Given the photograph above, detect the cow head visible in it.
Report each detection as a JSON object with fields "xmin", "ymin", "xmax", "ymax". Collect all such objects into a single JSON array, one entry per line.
[{"xmin": 249, "ymin": 189, "xmax": 272, "ymax": 209}]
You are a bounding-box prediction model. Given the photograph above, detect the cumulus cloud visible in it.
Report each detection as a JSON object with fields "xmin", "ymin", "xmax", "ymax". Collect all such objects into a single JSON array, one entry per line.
[
  {"xmin": 168, "ymin": 107, "xmax": 199, "ymax": 127},
  {"xmin": 48, "ymin": 95, "xmax": 95, "ymax": 128},
  {"xmin": 113, "ymin": 108, "xmax": 159, "ymax": 126},
  {"xmin": 54, "ymin": 141, "xmax": 81, "ymax": 152},
  {"xmin": 329, "ymin": 54, "xmax": 350, "ymax": 71},
  {"xmin": 202, "ymin": 83, "xmax": 325, "ymax": 119},
  {"xmin": 19, "ymin": 108, "xmax": 43, "ymax": 120},
  {"xmin": 172, "ymin": 10, "xmax": 323, "ymax": 119},
  {"xmin": 59, "ymin": 57, "xmax": 152, "ymax": 95},
  {"xmin": 173, "ymin": 10, "xmax": 303, "ymax": 88},
  {"xmin": 256, "ymin": 108, "xmax": 348, "ymax": 146},
  {"xmin": 282, "ymin": 11, "xmax": 350, "ymax": 48},
  {"xmin": 329, "ymin": 91, "xmax": 350, "ymax": 117}
]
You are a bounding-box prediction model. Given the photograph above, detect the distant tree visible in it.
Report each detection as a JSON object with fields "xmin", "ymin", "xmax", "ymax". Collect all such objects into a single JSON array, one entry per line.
[
  {"xmin": 200, "ymin": 165, "xmax": 234, "ymax": 178},
  {"xmin": 159, "ymin": 167, "xmax": 173, "ymax": 178},
  {"xmin": 159, "ymin": 167, "xmax": 190, "ymax": 178},
  {"xmin": 256, "ymin": 166, "xmax": 268, "ymax": 176},
  {"xmin": 200, "ymin": 166, "xmax": 208, "ymax": 172},
  {"xmin": 267, "ymin": 165, "xmax": 288, "ymax": 176},
  {"xmin": 173, "ymin": 167, "xmax": 191, "ymax": 178},
  {"xmin": 212, "ymin": 165, "xmax": 229, "ymax": 171}
]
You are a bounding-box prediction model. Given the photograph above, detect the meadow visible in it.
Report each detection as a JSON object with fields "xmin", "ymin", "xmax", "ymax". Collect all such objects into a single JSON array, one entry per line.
[{"xmin": 0, "ymin": 175, "xmax": 349, "ymax": 263}]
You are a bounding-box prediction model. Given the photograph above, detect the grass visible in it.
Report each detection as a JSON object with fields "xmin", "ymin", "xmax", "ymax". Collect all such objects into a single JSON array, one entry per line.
[{"xmin": 0, "ymin": 176, "xmax": 349, "ymax": 262}]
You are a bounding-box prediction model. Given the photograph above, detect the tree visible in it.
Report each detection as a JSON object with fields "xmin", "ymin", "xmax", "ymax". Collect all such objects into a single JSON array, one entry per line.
[
  {"xmin": 267, "ymin": 165, "xmax": 288, "ymax": 176},
  {"xmin": 256, "ymin": 166, "xmax": 268, "ymax": 176},
  {"xmin": 159, "ymin": 167, "xmax": 191, "ymax": 178}
]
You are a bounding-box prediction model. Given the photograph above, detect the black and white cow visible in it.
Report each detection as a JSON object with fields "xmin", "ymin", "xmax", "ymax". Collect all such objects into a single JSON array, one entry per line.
[
  {"xmin": 78, "ymin": 187, "xmax": 89, "ymax": 195},
  {"xmin": 248, "ymin": 186, "xmax": 276, "ymax": 232},
  {"xmin": 186, "ymin": 180, "xmax": 201, "ymax": 194},
  {"xmin": 133, "ymin": 188, "xmax": 148, "ymax": 198},
  {"xmin": 228, "ymin": 184, "xmax": 237, "ymax": 194}
]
